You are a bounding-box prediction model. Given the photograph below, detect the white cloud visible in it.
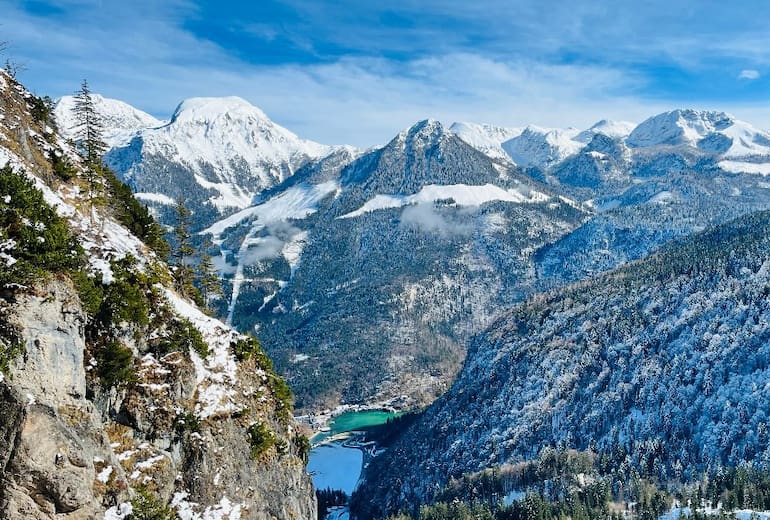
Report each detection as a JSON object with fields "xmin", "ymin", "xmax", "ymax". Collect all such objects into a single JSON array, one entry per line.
[
  {"xmin": 739, "ymin": 69, "xmax": 761, "ymax": 80},
  {"xmin": 400, "ymin": 203, "xmax": 473, "ymax": 237},
  {"xmin": 7, "ymin": 0, "xmax": 770, "ymax": 147},
  {"xmin": 239, "ymin": 236, "xmax": 285, "ymax": 265},
  {"xmin": 0, "ymin": 1, "xmax": 666, "ymax": 147}
]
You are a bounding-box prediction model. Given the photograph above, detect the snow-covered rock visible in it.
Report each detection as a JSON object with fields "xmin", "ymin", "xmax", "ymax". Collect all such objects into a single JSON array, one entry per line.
[
  {"xmin": 0, "ymin": 69, "xmax": 317, "ymax": 520},
  {"xmin": 574, "ymin": 119, "xmax": 636, "ymax": 143}
]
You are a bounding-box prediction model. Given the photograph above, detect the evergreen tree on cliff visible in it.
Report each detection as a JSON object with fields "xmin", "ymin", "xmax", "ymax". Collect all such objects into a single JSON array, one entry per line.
[{"xmin": 72, "ymin": 79, "xmax": 107, "ymax": 214}]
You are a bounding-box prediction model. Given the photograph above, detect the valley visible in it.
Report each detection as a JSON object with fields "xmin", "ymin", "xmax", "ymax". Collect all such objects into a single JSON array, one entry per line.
[
  {"xmin": 7, "ymin": 50, "xmax": 770, "ymax": 520},
  {"xmin": 308, "ymin": 409, "xmax": 404, "ymax": 520}
]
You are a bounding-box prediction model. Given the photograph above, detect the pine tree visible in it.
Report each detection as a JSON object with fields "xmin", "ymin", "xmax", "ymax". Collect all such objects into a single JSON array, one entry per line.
[
  {"xmin": 172, "ymin": 199, "xmax": 197, "ymax": 299},
  {"xmin": 197, "ymin": 239, "xmax": 223, "ymax": 310},
  {"xmin": 72, "ymin": 79, "xmax": 107, "ymax": 215}
]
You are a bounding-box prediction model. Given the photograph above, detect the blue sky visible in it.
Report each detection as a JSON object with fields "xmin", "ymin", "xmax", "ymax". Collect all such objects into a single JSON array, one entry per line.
[{"xmin": 4, "ymin": 0, "xmax": 770, "ymax": 146}]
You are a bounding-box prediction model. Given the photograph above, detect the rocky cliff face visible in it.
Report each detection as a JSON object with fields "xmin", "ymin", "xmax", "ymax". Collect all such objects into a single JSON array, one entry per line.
[
  {"xmin": 0, "ymin": 280, "xmax": 121, "ymax": 519},
  {"xmin": 0, "ymin": 70, "xmax": 316, "ymax": 519}
]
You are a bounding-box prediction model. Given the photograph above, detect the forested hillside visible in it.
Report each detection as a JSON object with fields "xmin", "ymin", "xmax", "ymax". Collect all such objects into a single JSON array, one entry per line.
[{"xmin": 355, "ymin": 207, "xmax": 770, "ymax": 518}]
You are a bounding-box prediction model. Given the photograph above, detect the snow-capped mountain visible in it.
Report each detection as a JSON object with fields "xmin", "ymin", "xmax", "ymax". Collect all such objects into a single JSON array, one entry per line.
[
  {"xmin": 108, "ymin": 96, "xmax": 334, "ymax": 218},
  {"xmin": 81, "ymin": 95, "xmax": 770, "ymax": 414},
  {"xmin": 451, "ymin": 111, "xmax": 770, "ymax": 182},
  {"xmin": 449, "ymin": 122, "xmax": 523, "ymax": 161},
  {"xmin": 625, "ymin": 109, "xmax": 770, "ymax": 176},
  {"xmin": 54, "ymin": 93, "xmax": 163, "ymax": 148},
  {"xmin": 55, "ymin": 95, "xmax": 337, "ymax": 228},
  {"xmin": 160, "ymin": 96, "xmax": 331, "ymax": 188},
  {"xmin": 627, "ymin": 109, "xmax": 770, "ymax": 156},
  {"xmin": 108, "ymin": 105, "xmax": 770, "ymax": 413}
]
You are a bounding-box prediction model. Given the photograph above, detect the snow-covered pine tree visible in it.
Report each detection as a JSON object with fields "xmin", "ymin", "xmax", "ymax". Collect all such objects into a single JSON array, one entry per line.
[
  {"xmin": 197, "ymin": 238, "xmax": 223, "ymax": 310},
  {"xmin": 72, "ymin": 79, "xmax": 107, "ymax": 213},
  {"xmin": 172, "ymin": 198, "xmax": 198, "ymax": 301}
]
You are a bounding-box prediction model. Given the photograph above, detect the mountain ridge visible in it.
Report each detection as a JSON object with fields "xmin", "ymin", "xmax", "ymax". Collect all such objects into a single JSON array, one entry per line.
[{"xmin": 61, "ymin": 92, "xmax": 770, "ymax": 415}]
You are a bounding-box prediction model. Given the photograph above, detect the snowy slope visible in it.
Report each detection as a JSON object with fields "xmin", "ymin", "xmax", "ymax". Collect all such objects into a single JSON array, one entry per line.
[
  {"xmin": 339, "ymin": 183, "xmax": 550, "ymax": 218},
  {"xmin": 449, "ymin": 122, "xmax": 523, "ymax": 161},
  {"xmin": 214, "ymin": 116, "xmax": 588, "ymax": 411},
  {"xmin": 501, "ymin": 125, "xmax": 585, "ymax": 169},
  {"xmin": 54, "ymin": 94, "xmax": 163, "ymax": 148},
  {"xmin": 359, "ymin": 210, "xmax": 770, "ymax": 516},
  {"xmin": 158, "ymin": 96, "xmax": 330, "ymax": 175}
]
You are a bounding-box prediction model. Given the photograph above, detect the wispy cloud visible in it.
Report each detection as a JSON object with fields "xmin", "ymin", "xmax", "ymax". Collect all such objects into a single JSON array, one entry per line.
[
  {"xmin": 739, "ymin": 69, "xmax": 761, "ymax": 80},
  {"xmin": 5, "ymin": 0, "xmax": 770, "ymax": 145},
  {"xmin": 400, "ymin": 203, "xmax": 473, "ymax": 237}
]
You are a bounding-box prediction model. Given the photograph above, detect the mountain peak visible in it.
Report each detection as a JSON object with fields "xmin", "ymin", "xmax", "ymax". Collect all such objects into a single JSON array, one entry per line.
[
  {"xmin": 390, "ymin": 119, "xmax": 450, "ymax": 151},
  {"xmin": 502, "ymin": 125, "xmax": 583, "ymax": 169},
  {"xmin": 400, "ymin": 118, "xmax": 444, "ymax": 137},
  {"xmin": 106, "ymin": 95, "xmax": 332, "ymax": 214},
  {"xmin": 575, "ymin": 119, "xmax": 636, "ymax": 143},
  {"xmin": 449, "ymin": 122, "xmax": 523, "ymax": 161},
  {"xmin": 169, "ymin": 96, "xmax": 268, "ymax": 124},
  {"xmin": 627, "ymin": 109, "xmax": 736, "ymax": 148}
]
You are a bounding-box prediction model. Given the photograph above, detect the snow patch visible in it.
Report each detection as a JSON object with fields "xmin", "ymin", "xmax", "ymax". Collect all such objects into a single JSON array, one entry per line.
[
  {"xmin": 104, "ymin": 503, "xmax": 133, "ymax": 520},
  {"xmin": 96, "ymin": 465, "xmax": 113, "ymax": 484},
  {"xmin": 202, "ymin": 181, "xmax": 339, "ymax": 237},
  {"xmin": 162, "ymin": 289, "xmax": 245, "ymax": 419},
  {"xmin": 340, "ymin": 183, "xmax": 550, "ymax": 218},
  {"xmin": 134, "ymin": 192, "xmax": 177, "ymax": 205},
  {"xmin": 172, "ymin": 492, "xmax": 244, "ymax": 520},
  {"xmin": 719, "ymin": 160, "xmax": 770, "ymax": 175}
]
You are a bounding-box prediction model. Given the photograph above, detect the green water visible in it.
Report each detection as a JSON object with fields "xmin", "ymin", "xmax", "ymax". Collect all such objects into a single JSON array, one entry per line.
[{"xmin": 311, "ymin": 409, "xmax": 402, "ymax": 444}]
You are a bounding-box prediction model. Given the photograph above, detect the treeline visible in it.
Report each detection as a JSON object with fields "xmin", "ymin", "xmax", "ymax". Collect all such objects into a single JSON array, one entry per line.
[
  {"xmin": 376, "ymin": 452, "xmax": 770, "ymax": 520},
  {"xmin": 678, "ymin": 466, "xmax": 770, "ymax": 513}
]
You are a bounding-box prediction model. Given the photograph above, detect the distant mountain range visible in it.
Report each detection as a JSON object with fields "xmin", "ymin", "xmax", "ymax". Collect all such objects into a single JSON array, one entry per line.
[{"xmin": 55, "ymin": 96, "xmax": 770, "ymax": 412}]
